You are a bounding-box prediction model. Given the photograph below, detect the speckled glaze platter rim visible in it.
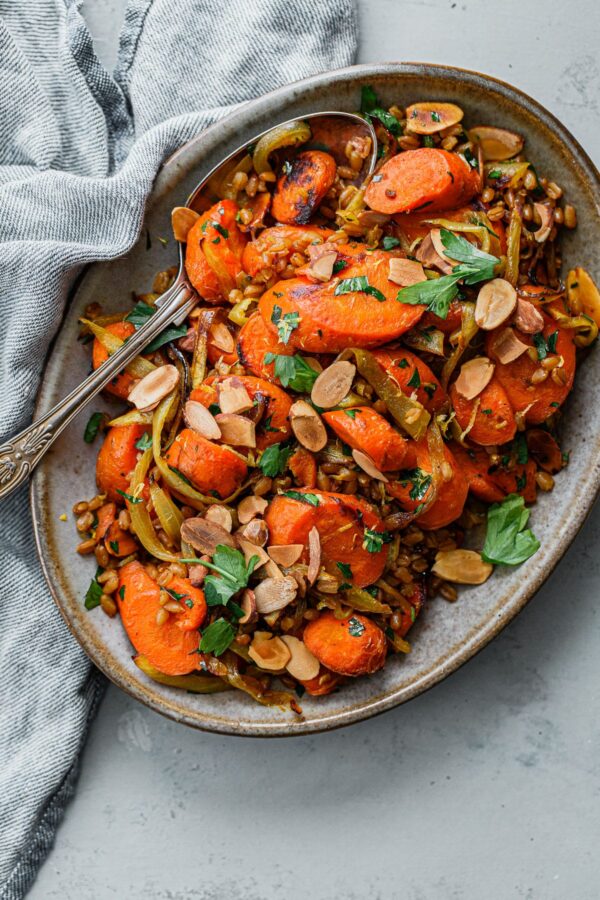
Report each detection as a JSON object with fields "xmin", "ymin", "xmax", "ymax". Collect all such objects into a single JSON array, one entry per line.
[{"xmin": 31, "ymin": 62, "xmax": 600, "ymax": 736}]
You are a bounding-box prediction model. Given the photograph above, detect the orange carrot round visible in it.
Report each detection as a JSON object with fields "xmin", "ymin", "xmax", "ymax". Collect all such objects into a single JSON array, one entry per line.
[
  {"xmin": 322, "ymin": 407, "xmax": 408, "ymax": 471},
  {"xmin": 96, "ymin": 424, "xmax": 149, "ymax": 503},
  {"xmin": 117, "ymin": 562, "xmax": 202, "ymax": 676},
  {"xmin": 164, "ymin": 428, "xmax": 247, "ymax": 498},
  {"xmin": 288, "ymin": 448, "xmax": 317, "ymax": 488},
  {"xmin": 92, "ymin": 321, "xmax": 136, "ymax": 399},
  {"xmin": 371, "ymin": 348, "xmax": 447, "ymax": 412},
  {"xmin": 365, "ymin": 148, "xmax": 479, "ymax": 215},
  {"xmin": 298, "ymin": 666, "xmax": 342, "ymax": 695},
  {"xmin": 387, "ymin": 439, "xmax": 468, "ymax": 530},
  {"xmin": 237, "ymin": 311, "xmax": 293, "ymax": 381},
  {"xmin": 105, "ymin": 519, "xmax": 137, "ymax": 558},
  {"xmin": 450, "ymin": 444, "xmax": 506, "ymax": 503},
  {"xmin": 185, "ymin": 199, "xmax": 247, "ymax": 302},
  {"xmin": 449, "ymin": 376, "xmax": 517, "ymax": 446},
  {"xmin": 303, "ymin": 611, "xmax": 387, "ymax": 677},
  {"xmin": 271, "ymin": 150, "xmax": 337, "ymax": 224},
  {"xmin": 164, "ymin": 575, "xmax": 207, "ymax": 631}
]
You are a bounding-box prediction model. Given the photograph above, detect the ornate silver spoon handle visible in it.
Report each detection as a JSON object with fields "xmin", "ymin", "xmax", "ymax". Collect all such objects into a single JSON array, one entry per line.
[{"xmin": 0, "ymin": 280, "xmax": 195, "ymax": 502}]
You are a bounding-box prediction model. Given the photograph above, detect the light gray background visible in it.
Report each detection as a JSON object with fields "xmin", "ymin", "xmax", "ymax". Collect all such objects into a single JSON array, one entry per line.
[{"xmin": 30, "ymin": 1, "xmax": 600, "ymax": 898}]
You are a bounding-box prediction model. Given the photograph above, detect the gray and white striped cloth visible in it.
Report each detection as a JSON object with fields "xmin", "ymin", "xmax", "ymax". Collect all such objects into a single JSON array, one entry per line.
[{"xmin": 0, "ymin": 1, "xmax": 357, "ymax": 895}]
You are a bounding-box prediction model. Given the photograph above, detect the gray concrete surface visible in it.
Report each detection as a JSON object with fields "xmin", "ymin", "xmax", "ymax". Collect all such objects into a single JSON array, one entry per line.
[{"xmin": 30, "ymin": 1, "xmax": 600, "ymax": 897}]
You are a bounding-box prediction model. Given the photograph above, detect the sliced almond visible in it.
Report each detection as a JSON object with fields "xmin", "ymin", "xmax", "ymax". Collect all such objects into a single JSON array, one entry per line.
[
  {"xmin": 432, "ymin": 549, "xmax": 493, "ymax": 585},
  {"xmin": 281, "ymin": 635, "xmax": 320, "ymax": 681},
  {"xmin": 415, "ymin": 231, "xmax": 454, "ymax": 275},
  {"xmin": 209, "ymin": 322, "xmax": 236, "ymax": 354},
  {"xmin": 238, "ymin": 536, "xmax": 270, "ymax": 570},
  {"xmin": 128, "ymin": 365, "xmax": 179, "ymax": 411},
  {"xmin": 238, "ymin": 589, "xmax": 257, "ymax": 625},
  {"xmin": 267, "ymin": 544, "xmax": 305, "ymax": 567},
  {"xmin": 310, "ymin": 361, "xmax": 356, "ymax": 409},
  {"xmin": 215, "ymin": 413, "xmax": 256, "ymax": 447},
  {"xmin": 248, "ymin": 634, "xmax": 291, "ymax": 671},
  {"xmin": 204, "ymin": 505, "xmax": 233, "ymax": 532},
  {"xmin": 218, "ymin": 379, "xmax": 253, "ymax": 414},
  {"xmin": 253, "ymin": 576, "xmax": 298, "ymax": 615},
  {"xmin": 237, "ymin": 494, "xmax": 268, "ymax": 524},
  {"xmin": 475, "ymin": 278, "xmax": 517, "ymax": 330},
  {"xmin": 290, "ymin": 400, "xmax": 327, "ymax": 452},
  {"xmin": 307, "ymin": 526, "xmax": 321, "ymax": 585},
  {"xmin": 180, "ymin": 517, "xmax": 236, "ymax": 554},
  {"xmin": 405, "ymin": 102, "xmax": 464, "ymax": 135},
  {"xmin": 533, "ymin": 203, "xmax": 553, "ymax": 243},
  {"xmin": 454, "ymin": 357, "xmax": 495, "ymax": 401},
  {"xmin": 388, "ymin": 257, "xmax": 427, "ymax": 287},
  {"xmin": 514, "ymin": 297, "xmax": 544, "ymax": 334},
  {"xmin": 352, "ymin": 449, "xmax": 389, "ymax": 482},
  {"xmin": 171, "ymin": 206, "xmax": 200, "ymax": 242},
  {"xmin": 309, "ymin": 251, "xmax": 338, "ymax": 282},
  {"xmin": 184, "ymin": 400, "xmax": 222, "ymax": 440},
  {"xmin": 491, "ymin": 328, "xmax": 529, "ymax": 364},
  {"xmin": 468, "ymin": 125, "xmax": 524, "ymax": 161},
  {"xmin": 241, "ymin": 518, "xmax": 269, "ymax": 547}
]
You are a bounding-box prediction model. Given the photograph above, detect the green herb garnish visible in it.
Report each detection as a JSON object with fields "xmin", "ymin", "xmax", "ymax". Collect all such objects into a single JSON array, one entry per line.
[
  {"xmin": 84, "ymin": 411, "xmax": 104, "ymax": 444},
  {"xmin": 263, "ymin": 352, "xmax": 318, "ymax": 392},
  {"xmin": 348, "ymin": 616, "xmax": 366, "ymax": 637},
  {"xmin": 283, "ymin": 490, "xmax": 320, "ymax": 506},
  {"xmin": 259, "ymin": 443, "xmax": 294, "ymax": 477},
  {"xmin": 199, "ymin": 618, "xmax": 235, "ymax": 656},
  {"xmin": 360, "ymin": 85, "xmax": 402, "ymax": 135},
  {"xmin": 271, "ymin": 305, "xmax": 300, "ymax": 344},
  {"xmin": 84, "ymin": 568, "xmax": 103, "ymax": 610},
  {"xmin": 115, "ymin": 489, "xmax": 142, "ymax": 505},
  {"xmin": 482, "ymin": 494, "xmax": 540, "ymax": 566},
  {"xmin": 407, "ymin": 368, "xmax": 421, "ymax": 389},
  {"xmin": 399, "ymin": 467, "xmax": 432, "ymax": 501},
  {"xmin": 337, "ymin": 562, "xmax": 353, "ymax": 581},
  {"xmin": 382, "ymin": 236, "xmax": 401, "ymax": 250},
  {"xmin": 362, "ymin": 527, "xmax": 392, "ymax": 553},
  {"xmin": 135, "ymin": 433, "xmax": 153, "ymax": 451},
  {"xmin": 334, "ymin": 276, "xmax": 386, "ymax": 302},
  {"xmin": 201, "ymin": 545, "xmax": 258, "ymax": 607}
]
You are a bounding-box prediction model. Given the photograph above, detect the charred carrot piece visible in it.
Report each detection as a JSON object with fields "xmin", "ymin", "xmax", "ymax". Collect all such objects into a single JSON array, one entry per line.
[
  {"xmin": 450, "ymin": 444, "xmax": 506, "ymax": 503},
  {"xmin": 288, "ymin": 448, "xmax": 317, "ymax": 488},
  {"xmin": 96, "ymin": 424, "xmax": 150, "ymax": 503},
  {"xmin": 185, "ymin": 199, "xmax": 247, "ymax": 302},
  {"xmin": 449, "ymin": 376, "xmax": 517, "ymax": 446},
  {"xmin": 387, "ymin": 439, "xmax": 468, "ymax": 530},
  {"xmin": 237, "ymin": 311, "xmax": 293, "ymax": 381},
  {"xmin": 371, "ymin": 348, "xmax": 447, "ymax": 413},
  {"xmin": 164, "ymin": 429, "xmax": 247, "ymax": 499},
  {"xmin": 303, "ymin": 611, "xmax": 387, "ymax": 677},
  {"xmin": 322, "ymin": 407, "xmax": 408, "ymax": 471},
  {"xmin": 271, "ymin": 150, "xmax": 337, "ymax": 225}
]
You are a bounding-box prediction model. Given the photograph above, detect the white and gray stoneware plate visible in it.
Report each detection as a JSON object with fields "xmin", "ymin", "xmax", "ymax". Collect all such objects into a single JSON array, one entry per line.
[{"xmin": 31, "ymin": 63, "xmax": 600, "ymax": 736}]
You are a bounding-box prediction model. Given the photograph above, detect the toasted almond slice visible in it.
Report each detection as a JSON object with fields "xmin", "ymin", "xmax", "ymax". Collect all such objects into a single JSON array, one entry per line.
[
  {"xmin": 310, "ymin": 361, "xmax": 356, "ymax": 409},
  {"xmin": 309, "ymin": 251, "xmax": 338, "ymax": 282},
  {"xmin": 183, "ymin": 400, "xmax": 222, "ymax": 440},
  {"xmin": 454, "ymin": 357, "xmax": 495, "ymax": 400},
  {"xmin": 238, "ymin": 589, "xmax": 257, "ymax": 625},
  {"xmin": 307, "ymin": 526, "xmax": 321, "ymax": 585},
  {"xmin": 388, "ymin": 257, "xmax": 427, "ymax": 287},
  {"xmin": 128, "ymin": 365, "xmax": 179, "ymax": 411},
  {"xmin": 209, "ymin": 322, "xmax": 236, "ymax": 354},
  {"xmin": 218, "ymin": 378, "xmax": 253, "ymax": 414},
  {"xmin": 491, "ymin": 328, "xmax": 529, "ymax": 364},
  {"xmin": 475, "ymin": 278, "xmax": 517, "ymax": 330},
  {"xmin": 171, "ymin": 206, "xmax": 200, "ymax": 242},
  {"xmin": 241, "ymin": 518, "xmax": 269, "ymax": 547},
  {"xmin": 248, "ymin": 634, "xmax": 291, "ymax": 671},
  {"xmin": 267, "ymin": 544, "xmax": 305, "ymax": 567},
  {"xmin": 514, "ymin": 298, "xmax": 544, "ymax": 334},
  {"xmin": 238, "ymin": 494, "xmax": 268, "ymax": 524},
  {"xmin": 405, "ymin": 101, "xmax": 464, "ymax": 135},
  {"xmin": 432, "ymin": 549, "xmax": 493, "ymax": 584},
  {"xmin": 290, "ymin": 400, "xmax": 327, "ymax": 452},
  {"xmin": 415, "ymin": 231, "xmax": 454, "ymax": 275},
  {"xmin": 238, "ymin": 536, "xmax": 270, "ymax": 569},
  {"xmin": 533, "ymin": 203, "xmax": 553, "ymax": 243},
  {"xmin": 215, "ymin": 413, "xmax": 256, "ymax": 447},
  {"xmin": 205, "ymin": 505, "xmax": 233, "ymax": 532},
  {"xmin": 357, "ymin": 210, "xmax": 391, "ymax": 227},
  {"xmin": 180, "ymin": 517, "xmax": 236, "ymax": 554},
  {"xmin": 352, "ymin": 449, "xmax": 389, "ymax": 482},
  {"xmin": 253, "ymin": 576, "xmax": 298, "ymax": 615},
  {"xmin": 281, "ymin": 635, "xmax": 320, "ymax": 681},
  {"xmin": 468, "ymin": 125, "xmax": 524, "ymax": 161}
]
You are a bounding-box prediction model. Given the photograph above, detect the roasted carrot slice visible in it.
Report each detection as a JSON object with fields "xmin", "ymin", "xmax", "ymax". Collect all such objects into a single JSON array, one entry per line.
[
  {"xmin": 288, "ymin": 448, "xmax": 317, "ymax": 488},
  {"xmin": 365, "ymin": 148, "xmax": 479, "ymax": 215},
  {"xmin": 117, "ymin": 562, "xmax": 202, "ymax": 676},
  {"xmin": 486, "ymin": 313, "xmax": 576, "ymax": 424},
  {"xmin": 164, "ymin": 429, "xmax": 247, "ymax": 499},
  {"xmin": 105, "ymin": 519, "xmax": 137, "ymax": 558},
  {"xmin": 387, "ymin": 439, "xmax": 468, "ymax": 530},
  {"xmin": 258, "ymin": 248, "xmax": 425, "ymax": 352},
  {"xmin": 241, "ymin": 224, "xmax": 333, "ymax": 277},
  {"xmin": 96, "ymin": 424, "xmax": 149, "ymax": 503},
  {"xmin": 298, "ymin": 666, "xmax": 342, "ymax": 696},
  {"xmin": 392, "ymin": 205, "xmax": 507, "ymax": 254},
  {"xmin": 271, "ymin": 150, "xmax": 337, "ymax": 225},
  {"xmin": 206, "ymin": 318, "xmax": 239, "ymax": 367},
  {"xmin": 395, "ymin": 580, "xmax": 426, "ymax": 638},
  {"xmin": 449, "ymin": 376, "xmax": 517, "ymax": 446},
  {"xmin": 322, "ymin": 407, "xmax": 408, "ymax": 471},
  {"xmin": 237, "ymin": 311, "xmax": 293, "ymax": 380},
  {"xmin": 185, "ymin": 199, "xmax": 247, "ymax": 302},
  {"xmin": 371, "ymin": 348, "xmax": 447, "ymax": 412},
  {"xmin": 264, "ymin": 491, "xmax": 389, "ymax": 588},
  {"xmin": 490, "ymin": 458, "xmax": 537, "ymax": 504},
  {"xmin": 92, "ymin": 321, "xmax": 136, "ymax": 400},
  {"xmin": 303, "ymin": 611, "xmax": 387, "ymax": 677},
  {"xmin": 95, "ymin": 502, "xmax": 117, "ymax": 542},
  {"xmin": 190, "ymin": 374, "xmax": 292, "ymax": 450},
  {"xmin": 164, "ymin": 575, "xmax": 208, "ymax": 631},
  {"xmin": 450, "ymin": 444, "xmax": 506, "ymax": 503}
]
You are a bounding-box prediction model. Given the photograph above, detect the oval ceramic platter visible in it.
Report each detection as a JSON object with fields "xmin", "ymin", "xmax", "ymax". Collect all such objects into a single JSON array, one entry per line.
[{"xmin": 31, "ymin": 63, "xmax": 600, "ymax": 736}]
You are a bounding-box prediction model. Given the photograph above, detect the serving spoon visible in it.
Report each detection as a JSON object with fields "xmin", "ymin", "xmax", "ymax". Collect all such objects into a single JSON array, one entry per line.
[{"xmin": 0, "ymin": 112, "xmax": 377, "ymax": 502}]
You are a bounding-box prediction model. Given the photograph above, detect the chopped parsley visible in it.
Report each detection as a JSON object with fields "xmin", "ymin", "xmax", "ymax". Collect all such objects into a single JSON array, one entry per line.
[
  {"xmin": 407, "ymin": 368, "xmax": 421, "ymax": 389},
  {"xmin": 344, "ymin": 409, "xmax": 358, "ymax": 419},
  {"xmin": 360, "ymin": 85, "xmax": 402, "ymax": 136},
  {"xmin": 332, "ymin": 259, "xmax": 348, "ymax": 274},
  {"xmin": 382, "ymin": 236, "xmax": 401, "ymax": 250},
  {"xmin": 263, "ymin": 352, "xmax": 318, "ymax": 392},
  {"xmin": 532, "ymin": 331, "xmax": 558, "ymax": 360},
  {"xmin": 259, "ymin": 442, "xmax": 294, "ymax": 477},
  {"xmin": 482, "ymin": 494, "xmax": 540, "ymax": 566},
  {"xmin": 84, "ymin": 411, "xmax": 104, "ymax": 444},
  {"xmin": 125, "ymin": 299, "xmax": 187, "ymax": 351},
  {"xmin": 362, "ymin": 527, "xmax": 392, "ymax": 553},
  {"xmin": 271, "ymin": 305, "xmax": 300, "ymax": 344},
  {"xmin": 135, "ymin": 432, "xmax": 153, "ymax": 451},
  {"xmin": 348, "ymin": 616, "xmax": 366, "ymax": 637},
  {"xmin": 399, "ymin": 467, "xmax": 432, "ymax": 502},
  {"xmin": 336, "ymin": 562, "xmax": 353, "ymax": 581},
  {"xmin": 283, "ymin": 490, "xmax": 320, "ymax": 506},
  {"xmin": 335, "ymin": 276, "xmax": 386, "ymax": 302},
  {"xmin": 84, "ymin": 568, "xmax": 103, "ymax": 610},
  {"xmin": 201, "ymin": 545, "xmax": 258, "ymax": 607},
  {"xmin": 199, "ymin": 618, "xmax": 235, "ymax": 656},
  {"xmin": 115, "ymin": 489, "xmax": 142, "ymax": 505}
]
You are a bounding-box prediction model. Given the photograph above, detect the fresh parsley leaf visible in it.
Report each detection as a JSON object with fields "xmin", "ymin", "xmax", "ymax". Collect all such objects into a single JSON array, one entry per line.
[
  {"xmin": 399, "ymin": 468, "xmax": 432, "ymax": 501},
  {"xmin": 135, "ymin": 432, "xmax": 153, "ymax": 451},
  {"xmin": 337, "ymin": 562, "xmax": 353, "ymax": 580},
  {"xmin": 271, "ymin": 305, "xmax": 300, "ymax": 344},
  {"xmin": 109, "ymin": 540, "xmax": 119, "ymax": 554},
  {"xmin": 423, "ymin": 135, "xmax": 434, "ymax": 147},
  {"xmin": 334, "ymin": 276, "xmax": 386, "ymax": 302},
  {"xmin": 396, "ymin": 272, "xmax": 461, "ymax": 319},
  {"xmin": 488, "ymin": 169, "xmax": 502, "ymax": 179},
  {"xmin": 332, "ymin": 259, "xmax": 348, "ymax": 274},
  {"xmin": 208, "ymin": 403, "xmax": 221, "ymax": 416},
  {"xmin": 202, "ymin": 545, "xmax": 258, "ymax": 607},
  {"xmin": 398, "ymin": 358, "xmax": 409, "ymax": 369},
  {"xmin": 532, "ymin": 332, "xmax": 548, "ymax": 360},
  {"xmin": 84, "ymin": 570, "xmax": 103, "ymax": 610},
  {"xmin": 439, "ymin": 230, "xmax": 498, "ymax": 283},
  {"xmin": 264, "ymin": 353, "xmax": 318, "ymax": 392},
  {"xmin": 84, "ymin": 411, "xmax": 104, "ymax": 444},
  {"xmin": 482, "ymin": 494, "xmax": 540, "ymax": 566},
  {"xmin": 407, "ymin": 368, "xmax": 421, "ymax": 389},
  {"xmin": 513, "ymin": 433, "xmax": 529, "ymax": 465},
  {"xmin": 165, "ymin": 587, "xmax": 187, "ymax": 602},
  {"xmin": 360, "ymin": 85, "xmax": 402, "ymax": 135},
  {"xmin": 360, "ymin": 85, "xmax": 378, "ymax": 113},
  {"xmin": 283, "ymin": 490, "xmax": 320, "ymax": 506},
  {"xmin": 348, "ymin": 616, "xmax": 366, "ymax": 637},
  {"xmin": 259, "ymin": 443, "xmax": 294, "ymax": 477},
  {"xmin": 125, "ymin": 300, "xmax": 154, "ymax": 328},
  {"xmin": 548, "ymin": 331, "xmax": 558, "ymax": 353},
  {"xmin": 118, "ymin": 585, "xmax": 125, "ymax": 601},
  {"xmin": 125, "ymin": 299, "xmax": 188, "ymax": 351},
  {"xmin": 199, "ymin": 618, "xmax": 235, "ymax": 656},
  {"xmin": 344, "ymin": 409, "xmax": 358, "ymax": 419},
  {"xmin": 115, "ymin": 489, "xmax": 142, "ymax": 505},
  {"xmin": 362, "ymin": 527, "xmax": 392, "ymax": 553},
  {"xmin": 382, "ymin": 236, "xmax": 401, "ymax": 250}
]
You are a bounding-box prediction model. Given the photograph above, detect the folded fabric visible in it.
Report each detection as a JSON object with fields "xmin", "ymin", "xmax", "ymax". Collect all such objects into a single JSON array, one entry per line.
[{"xmin": 0, "ymin": 1, "xmax": 357, "ymax": 896}]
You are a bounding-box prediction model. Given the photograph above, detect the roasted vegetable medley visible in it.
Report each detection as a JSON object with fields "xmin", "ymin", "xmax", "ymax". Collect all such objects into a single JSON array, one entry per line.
[{"xmin": 75, "ymin": 87, "xmax": 600, "ymax": 712}]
